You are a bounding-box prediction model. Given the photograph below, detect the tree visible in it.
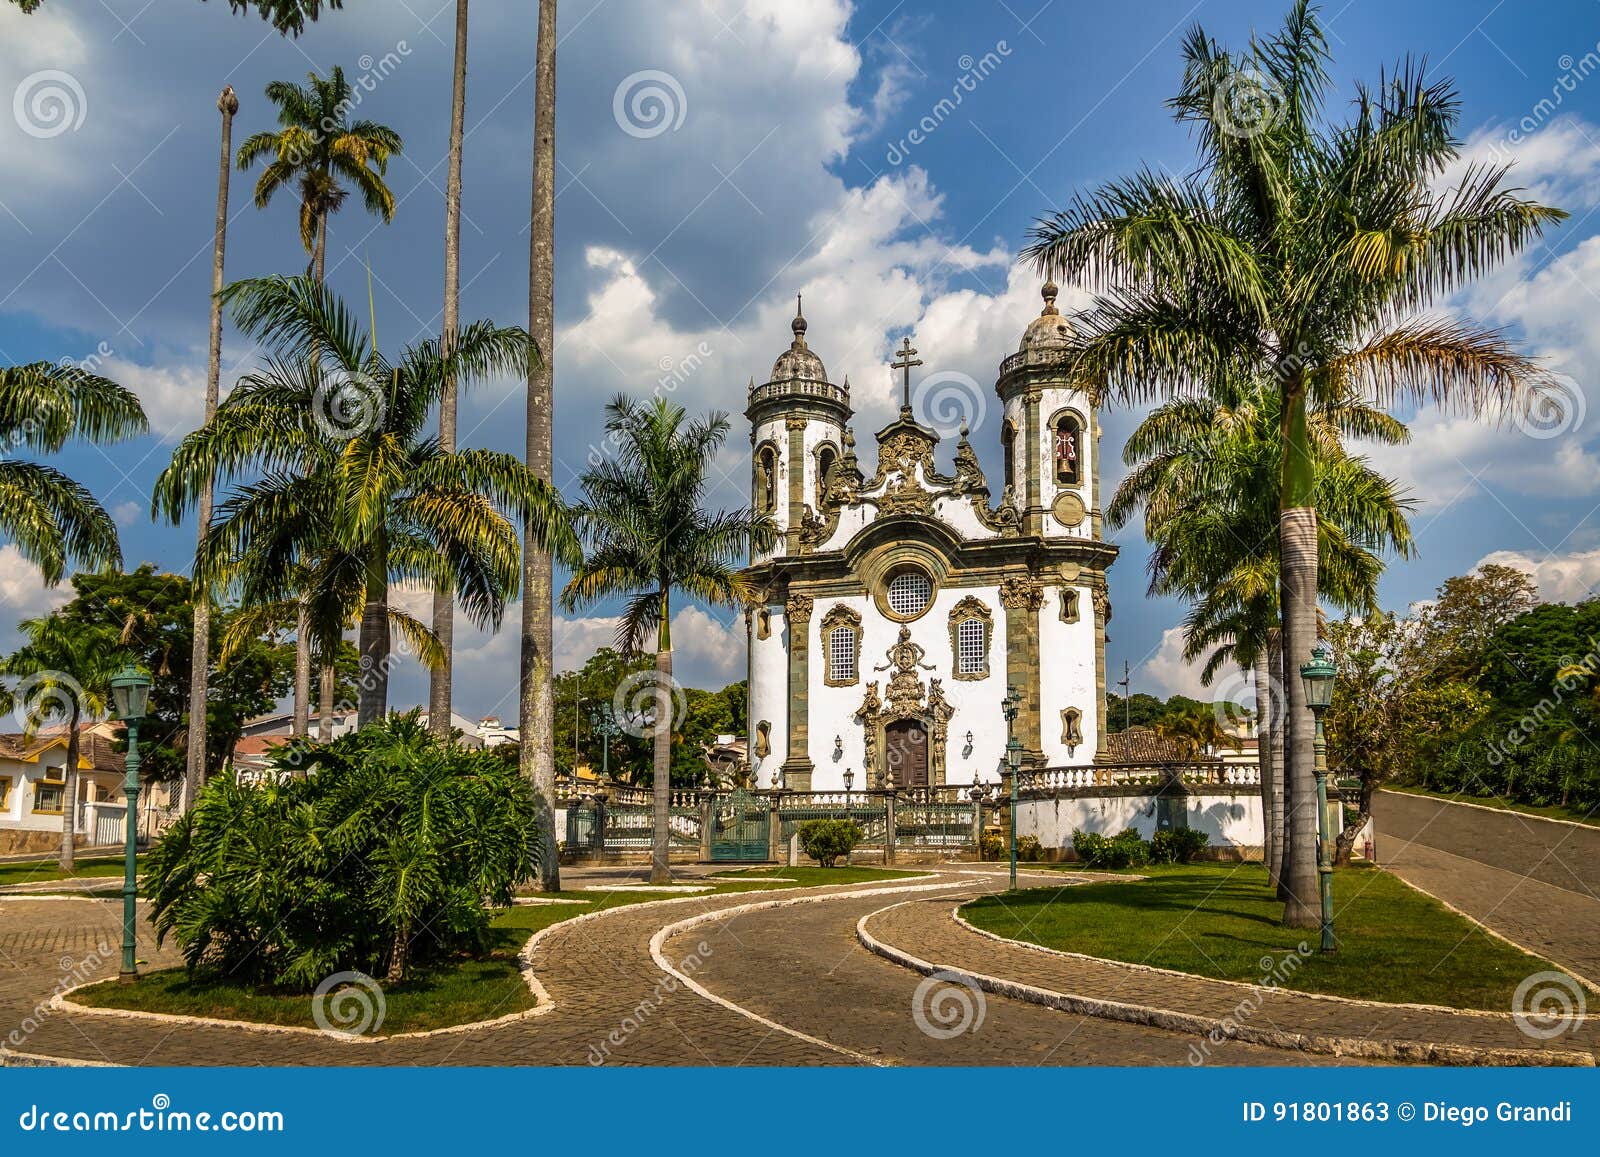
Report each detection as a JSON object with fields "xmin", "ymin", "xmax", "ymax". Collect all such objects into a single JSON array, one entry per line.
[
  {"xmin": 1024, "ymin": 0, "xmax": 1560, "ymax": 925},
  {"xmin": 561, "ymin": 398, "xmax": 775, "ymax": 884},
  {"xmin": 0, "ymin": 362, "xmax": 146, "ymax": 584},
  {"xmin": 9, "ymin": 0, "xmax": 340, "ymax": 34},
  {"xmin": 153, "ymin": 275, "xmax": 576, "ymax": 727},
  {"xmin": 431, "ymin": 0, "xmax": 472, "ymax": 741},
  {"xmin": 521, "ymin": 0, "xmax": 560, "ymax": 892},
  {"xmin": 235, "ymin": 67, "xmax": 402, "ymax": 280},
  {"xmin": 185, "ymin": 85, "xmax": 241, "ymax": 815},
  {"xmin": 1109, "ymin": 378, "xmax": 1412, "ymax": 888},
  {"xmin": 0, "ymin": 614, "xmax": 125, "ymax": 870},
  {"xmin": 1414, "ymin": 563, "xmax": 1540, "ymax": 681},
  {"xmin": 1326, "ymin": 609, "xmax": 1489, "ymax": 863},
  {"xmin": 235, "ymin": 66, "xmax": 402, "ymax": 737},
  {"xmin": 53, "ymin": 566, "xmax": 294, "ymax": 788}
]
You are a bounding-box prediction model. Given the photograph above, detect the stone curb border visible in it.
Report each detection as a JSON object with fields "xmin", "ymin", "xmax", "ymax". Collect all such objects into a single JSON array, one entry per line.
[
  {"xmin": 647, "ymin": 880, "xmax": 965, "ymax": 1067},
  {"xmin": 22, "ymin": 872, "xmax": 940, "ymax": 1061},
  {"xmin": 857, "ymin": 897, "xmax": 1596, "ymax": 1068},
  {"xmin": 1380, "ymin": 788, "xmax": 1599, "ymax": 833},
  {"xmin": 950, "ymin": 908, "xmax": 1599, "ymax": 1019}
]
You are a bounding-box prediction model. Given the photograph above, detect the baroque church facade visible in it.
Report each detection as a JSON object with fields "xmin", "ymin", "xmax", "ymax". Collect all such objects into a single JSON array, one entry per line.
[{"xmin": 742, "ymin": 284, "xmax": 1117, "ymax": 792}]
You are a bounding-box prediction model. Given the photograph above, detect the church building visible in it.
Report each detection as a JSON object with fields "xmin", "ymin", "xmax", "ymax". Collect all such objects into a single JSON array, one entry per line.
[{"xmin": 743, "ymin": 284, "xmax": 1118, "ymax": 792}]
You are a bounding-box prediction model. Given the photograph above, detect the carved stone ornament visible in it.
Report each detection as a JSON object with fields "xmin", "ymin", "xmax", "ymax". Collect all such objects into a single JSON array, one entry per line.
[
  {"xmin": 1060, "ymin": 707, "xmax": 1084, "ymax": 748},
  {"xmin": 853, "ymin": 628, "xmax": 955, "ymax": 788},
  {"xmin": 1092, "ymin": 588, "xmax": 1111, "ymax": 624},
  {"xmin": 1052, "ymin": 491, "xmax": 1087, "ymax": 528},
  {"xmin": 998, "ymin": 573, "xmax": 1045, "ymax": 611},
  {"xmin": 785, "ymin": 593, "xmax": 815, "ymax": 622}
]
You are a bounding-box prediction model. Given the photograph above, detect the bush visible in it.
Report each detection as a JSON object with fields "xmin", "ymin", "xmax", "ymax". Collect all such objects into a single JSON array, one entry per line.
[
  {"xmin": 1015, "ymin": 834, "xmax": 1044, "ymax": 862},
  {"xmin": 1072, "ymin": 827, "xmax": 1150, "ymax": 868},
  {"xmin": 797, "ymin": 818, "xmax": 862, "ymax": 867},
  {"xmin": 144, "ymin": 715, "xmax": 543, "ymax": 989},
  {"xmin": 1149, "ymin": 827, "xmax": 1209, "ymax": 864},
  {"xmin": 979, "ymin": 831, "xmax": 1005, "ymax": 860}
]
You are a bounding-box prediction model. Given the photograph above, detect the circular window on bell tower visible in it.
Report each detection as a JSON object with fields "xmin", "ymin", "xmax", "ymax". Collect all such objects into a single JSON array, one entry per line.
[{"xmin": 884, "ymin": 567, "xmax": 934, "ymax": 621}]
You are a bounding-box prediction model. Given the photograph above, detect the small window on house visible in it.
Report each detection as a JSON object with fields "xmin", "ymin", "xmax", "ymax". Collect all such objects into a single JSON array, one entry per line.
[
  {"xmin": 957, "ymin": 617, "xmax": 987, "ymax": 677},
  {"xmin": 828, "ymin": 626, "xmax": 858, "ymax": 683},
  {"xmin": 32, "ymin": 770, "xmax": 64, "ymax": 815},
  {"xmin": 0, "ymin": 776, "xmax": 12, "ymax": 809}
]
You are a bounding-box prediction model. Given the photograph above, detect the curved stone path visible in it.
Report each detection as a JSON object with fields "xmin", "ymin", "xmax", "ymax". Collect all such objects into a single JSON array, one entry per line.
[{"xmin": 2, "ymin": 864, "xmax": 1583, "ymax": 1067}]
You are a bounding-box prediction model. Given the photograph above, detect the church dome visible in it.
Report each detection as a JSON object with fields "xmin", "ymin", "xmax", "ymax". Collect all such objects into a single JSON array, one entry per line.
[
  {"xmin": 770, "ymin": 300, "xmax": 828, "ymax": 383},
  {"xmin": 1017, "ymin": 281, "xmax": 1074, "ymax": 355}
]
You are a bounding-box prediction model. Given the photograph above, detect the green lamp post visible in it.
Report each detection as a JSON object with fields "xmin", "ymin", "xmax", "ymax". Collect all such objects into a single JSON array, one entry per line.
[
  {"xmin": 109, "ymin": 664, "xmax": 152, "ymax": 983},
  {"xmin": 1299, "ymin": 641, "xmax": 1337, "ymax": 954},
  {"xmin": 1001, "ymin": 686, "xmax": 1021, "ymax": 891}
]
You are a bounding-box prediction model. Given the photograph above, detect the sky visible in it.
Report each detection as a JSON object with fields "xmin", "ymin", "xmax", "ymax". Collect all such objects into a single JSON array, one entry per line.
[{"xmin": 2, "ymin": 0, "xmax": 1599, "ymax": 723}]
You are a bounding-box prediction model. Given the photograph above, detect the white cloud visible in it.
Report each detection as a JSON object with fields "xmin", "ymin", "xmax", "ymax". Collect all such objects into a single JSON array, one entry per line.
[
  {"xmin": 0, "ymin": 545, "xmax": 72, "ymax": 655},
  {"xmin": 1476, "ymin": 548, "xmax": 1600, "ymax": 604}
]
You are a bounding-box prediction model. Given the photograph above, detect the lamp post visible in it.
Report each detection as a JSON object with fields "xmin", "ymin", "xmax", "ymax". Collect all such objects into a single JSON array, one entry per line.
[
  {"xmin": 573, "ymin": 694, "xmax": 585, "ymax": 775},
  {"xmin": 842, "ymin": 767, "xmax": 854, "ymax": 805},
  {"xmin": 1001, "ymin": 686, "xmax": 1021, "ymax": 891},
  {"xmin": 109, "ymin": 665, "xmax": 152, "ymax": 983},
  {"xmin": 1299, "ymin": 641, "xmax": 1337, "ymax": 954}
]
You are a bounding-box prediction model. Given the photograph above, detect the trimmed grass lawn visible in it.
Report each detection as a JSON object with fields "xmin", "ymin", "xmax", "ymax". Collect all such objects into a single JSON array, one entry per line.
[
  {"xmin": 73, "ymin": 867, "xmax": 915, "ymax": 1035},
  {"xmin": 1385, "ymin": 784, "xmax": 1600, "ymax": 828},
  {"xmin": 959, "ymin": 863, "xmax": 1572, "ymax": 1011},
  {"xmin": 0, "ymin": 857, "xmax": 126, "ymax": 888}
]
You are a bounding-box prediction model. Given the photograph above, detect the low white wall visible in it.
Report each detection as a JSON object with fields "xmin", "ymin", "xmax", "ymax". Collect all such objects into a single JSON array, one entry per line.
[{"xmin": 1016, "ymin": 790, "xmax": 1263, "ymax": 851}]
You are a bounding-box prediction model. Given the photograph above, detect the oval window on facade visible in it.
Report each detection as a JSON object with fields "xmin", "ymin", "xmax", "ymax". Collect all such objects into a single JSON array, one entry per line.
[{"xmin": 885, "ymin": 567, "xmax": 934, "ymax": 620}]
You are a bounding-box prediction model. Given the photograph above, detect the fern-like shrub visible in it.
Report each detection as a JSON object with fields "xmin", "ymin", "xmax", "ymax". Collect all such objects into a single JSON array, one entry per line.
[{"xmin": 144, "ymin": 715, "xmax": 543, "ymax": 988}]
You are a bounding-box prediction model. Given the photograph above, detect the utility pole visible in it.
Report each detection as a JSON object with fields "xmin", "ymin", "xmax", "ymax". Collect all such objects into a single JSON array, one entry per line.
[{"xmin": 1117, "ymin": 660, "xmax": 1131, "ymax": 732}]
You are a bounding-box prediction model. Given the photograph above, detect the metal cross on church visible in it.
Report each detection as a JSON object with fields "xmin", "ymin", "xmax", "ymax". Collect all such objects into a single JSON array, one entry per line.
[{"xmin": 891, "ymin": 335, "xmax": 922, "ymax": 411}]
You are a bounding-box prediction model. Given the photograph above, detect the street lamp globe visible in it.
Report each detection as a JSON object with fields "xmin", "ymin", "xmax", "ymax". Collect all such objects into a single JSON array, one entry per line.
[
  {"xmin": 109, "ymin": 665, "xmax": 152, "ymax": 721},
  {"xmin": 1300, "ymin": 641, "xmax": 1337, "ymax": 712}
]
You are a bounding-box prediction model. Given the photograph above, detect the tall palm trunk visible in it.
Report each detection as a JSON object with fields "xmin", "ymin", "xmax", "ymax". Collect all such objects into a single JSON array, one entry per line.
[
  {"xmin": 59, "ymin": 704, "xmax": 81, "ymax": 871},
  {"xmin": 520, "ymin": 0, "xmax": 560, "ymax": 892},
  {"xmin": 1279, "ymin": 388, "xmax": 1320, "ymax": 927},
  {"xmin": 318, "ymin": 662, "xmax": 334, "ymax": 740},
  {"xmin": 294, "ymin": 211, "xmax": 330, "ymax": 739},
  {"xmin": 1252, "ymin": 649, "xmax": 1275, "ymax": 880},
  {"xmin": 357, "ymin": 532, "xmax": 390, "ymax": 727},
  {"xmin": 1267, "ymin": 627, "xmax": 1287, "ymax": 891},
  {"xmin": 186, "ymin": 86, "xmax": 237, "ymax": 804},
  {"xmin": 650, "ymin": 595, "xmax": 673, "ymax": 885},
  {"xmin": 430, "ymin": 0, "xmax": 470, "ymax": 740}
]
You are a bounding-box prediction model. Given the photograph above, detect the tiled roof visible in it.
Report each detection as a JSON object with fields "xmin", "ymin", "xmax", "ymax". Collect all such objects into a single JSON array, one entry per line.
[
  {"xmin": 0, "ymin": 731, "xmax": 124, "ymax": 772},
  {"xmin": 1100, "ymin": 727, "xmax": 1217, "ymax": 764}
]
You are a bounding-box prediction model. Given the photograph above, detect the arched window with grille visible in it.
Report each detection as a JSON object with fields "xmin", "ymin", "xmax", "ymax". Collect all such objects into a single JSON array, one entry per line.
[
  {"xmin": 821, "ymin": 604, "xmax": 862, "ymax": 686},
  {"xmin": 948, "ymin": 596, "xmax": 992, "ymax": 680}
]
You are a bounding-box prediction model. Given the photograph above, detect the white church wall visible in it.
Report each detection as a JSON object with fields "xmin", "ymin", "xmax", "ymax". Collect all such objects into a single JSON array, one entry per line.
[
  {"xmin": 1016, "ymin": 792, "xmax": 1264, "ymax": 851},
  {"xmin": 1038, "ymin": 583, "xmax": 1100, "ymax": 764},
  {"xmin": 751, "ymin": 416, "xmax": 790, "ymax": 562},
  {"xmin": 803, "ymin": 583, "xmax": 1013, "ymax": 791},
  {"xmin": 747, "ymin": 608, "xmax": 790, "ymax": 788},
  {"xmin": 1038, "ymin": 387, "xmax": 1096, "ymax": 543}
]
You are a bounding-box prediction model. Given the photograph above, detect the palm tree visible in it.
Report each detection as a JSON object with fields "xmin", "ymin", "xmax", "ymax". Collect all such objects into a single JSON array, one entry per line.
[
  {"xmin": 1024, "ymin": 0, "xmax": 1561, "ymax": 925},
  {"xmin": 0, "ymin": 362, "xmax": 146, "ymax": 583},
  {"xmin": 521, "ymin": 0, "xmax": 560, "ymax": 891},
  {"xmin": 153, "ymin": 275, "xmax": 576, "ymax": 727},
  {"xmin": 561, "ymin": 397, "xmax": 775, "ymax": 885},
  {"xmin": 0, "ymin": 615, "xmax": 125, "ymax": 870},
  {"xmin": 1111, "ymin": 381, "xmax": 1412, "ymax": 889},
  {"xmin": 236, "ymin": 66, "xmax": 402, "ymax": 738},
  {"xmin": 236, "ymin": 66, "xmax": 402, "ymax": 282},
  {"xmin": 12, "ymin": 1, "xmax": 341, "ymax": 35},
  {"xmin": 185, "ymin": 85, "xmax": 240, "ymax": 814},
  {"xmin": 431, "ymin": 0, "xmax": 472, "ymax": 741}
]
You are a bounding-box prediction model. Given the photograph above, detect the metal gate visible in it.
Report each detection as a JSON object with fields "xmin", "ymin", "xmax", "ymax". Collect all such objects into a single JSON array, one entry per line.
[{"xmin": 709, "ymin": 789, "xmax": 769, "ymax": 862}]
